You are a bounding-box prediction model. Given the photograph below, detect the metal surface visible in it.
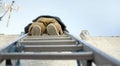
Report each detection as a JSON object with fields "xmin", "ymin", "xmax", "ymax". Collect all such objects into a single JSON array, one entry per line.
[
  {"xmin": 23, "ymin": 37, "xmax": 72, "ymax": 41},
  {"xmin": 26, "ymin": 35, "xmax": 68, "ymax": 38},
  {"xmin": 0, "ymin": 33, "xmax": 27, "ymax": 64},
  {"xmin": 65, "ymin": 32, "xmax": 120, "ymax": 66},
  {"xmin": 23, "ymin": 44, "xmax": 82, "ymax": 52},
  {"xmin": 0, "ymin": 34, "xmax": 27, "ymax": 52},
  {"xmin": 0, "ymin": 52, "xmax": 93, "ymax": 60},
  {"xmin": 0, "ymin": 32, "xmax": 120, "ymax": 66},
  {"xmin": 20, "ymin": 40, "xmax": 77, "ymax": 45}
]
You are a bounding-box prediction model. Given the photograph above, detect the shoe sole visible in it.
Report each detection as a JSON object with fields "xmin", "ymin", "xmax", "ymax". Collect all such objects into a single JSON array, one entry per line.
[
  {"xmin": 47, "ymin": 24, "xmax": 59, "ymax": 35},
  {"xmin": 31, "ymin": 25, "xmax": 41, "ymax": 36}
]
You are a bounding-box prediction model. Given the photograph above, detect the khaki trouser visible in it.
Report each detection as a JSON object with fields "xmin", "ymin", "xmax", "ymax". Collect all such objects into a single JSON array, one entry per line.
[{"xmin": 28, "ymin": 17, "xmax": 63, "ymax": 35}]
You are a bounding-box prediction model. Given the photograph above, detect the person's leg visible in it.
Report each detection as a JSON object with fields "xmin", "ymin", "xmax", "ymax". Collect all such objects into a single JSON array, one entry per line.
[
  {"xmin": 47, "ymin": 23, "xmax": 59, "ymax": 35},
  {"xmin": 54, "ymin": 22, "xmax": 63, "ymax": 35},
  {"xmin": 28, "ymin": 22, "xmax": 46, "ymax": 36},
  {"xmin": 47, "ymin": 22, "xmax": 63, "ymax": 35},
  {"xmin": 30, "ymin": 25, "xmax": 41, "ymax": 36}
]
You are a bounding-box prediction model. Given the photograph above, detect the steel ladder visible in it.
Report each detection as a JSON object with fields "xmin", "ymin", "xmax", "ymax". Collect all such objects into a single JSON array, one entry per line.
[{"xmin": 0, "ymin": 32, "xmax": 120, "ymax": 66}]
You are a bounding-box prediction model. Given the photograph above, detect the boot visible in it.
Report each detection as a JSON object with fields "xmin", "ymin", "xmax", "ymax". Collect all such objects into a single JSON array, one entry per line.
[
  {"xmin": 30, "ymin": 25, "xmax": 41, "ymax": 36},
  {"xmin": 47, "ymin": 24, "xmax": 59, "ymax": 35}
]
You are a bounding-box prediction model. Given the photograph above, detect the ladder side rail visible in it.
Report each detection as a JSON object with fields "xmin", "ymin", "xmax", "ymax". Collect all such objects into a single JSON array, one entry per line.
[
  {"xmin": 65, "ymin": 32, "xmax": 120, "ymax": 66},
  {"xmin": 0, "ymin": 33, "xmax": 28, "ymax": 63},
  {"xmin": 0, "ymin": 33, "xmax": 27, "ymax": 52}
]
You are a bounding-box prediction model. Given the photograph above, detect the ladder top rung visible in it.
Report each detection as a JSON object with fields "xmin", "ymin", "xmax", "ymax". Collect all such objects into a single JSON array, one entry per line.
[
  {"xmin": 26, "ymin": 35, "xmax": 69, "ymax": 38},
  {"xmin": 23, "ymin": 37, "xmax": 72, "ymax": 40}
]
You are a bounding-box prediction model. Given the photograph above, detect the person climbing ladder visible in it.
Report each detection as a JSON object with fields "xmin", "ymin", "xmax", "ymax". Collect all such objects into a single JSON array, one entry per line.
[{"xmin": 24, "ymin": 15, "xmax": 68, "ymax": 36}]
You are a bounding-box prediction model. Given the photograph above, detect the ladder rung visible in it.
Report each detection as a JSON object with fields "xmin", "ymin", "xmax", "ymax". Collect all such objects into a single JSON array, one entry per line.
[
  {"xmin": 23, "ymin": 37, "xmax": 72, "ymax": 41},
  {"xmin": 1, "ymin": 52, "xmax": 93, "ymax": 60},
  {"xmin": 23, "ymin": 44, "xmax": 83, "ymax": 52},
  {"xmin": 20, "ymin": 40, "xmax": 77, "ymax": 45},
  {"xmin": 26, "ymin": 35, "xmax": 68, "ymax": 38}
]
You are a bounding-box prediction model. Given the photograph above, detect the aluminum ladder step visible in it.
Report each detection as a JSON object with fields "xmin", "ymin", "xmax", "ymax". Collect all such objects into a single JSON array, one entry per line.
[
  {"xmin": 23, "ymin": 36, "xmax": 72, "ymax": 41},
  {"xmin": 1, "ymin": 33, "xmax": 120, "ymax": 66},
  {"xmin": 26, "ymin": 35, "xmax": 69, "ymax": 38},
  {"xmin": 1, "ymin": 52, "xmax": 93, "ymax": 60},
  {"xmin": 20, "ymin": 40, "xmax": 77, "ymax": 45},
  {"xmin": 23, "ymin": 44, "xmax": 83, "ymax": 52}
]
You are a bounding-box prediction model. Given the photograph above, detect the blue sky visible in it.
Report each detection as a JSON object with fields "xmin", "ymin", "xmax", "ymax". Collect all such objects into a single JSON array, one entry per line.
[{"xmin": 0, "ymin": 0, "xmax": 120, "ymax": 36}]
